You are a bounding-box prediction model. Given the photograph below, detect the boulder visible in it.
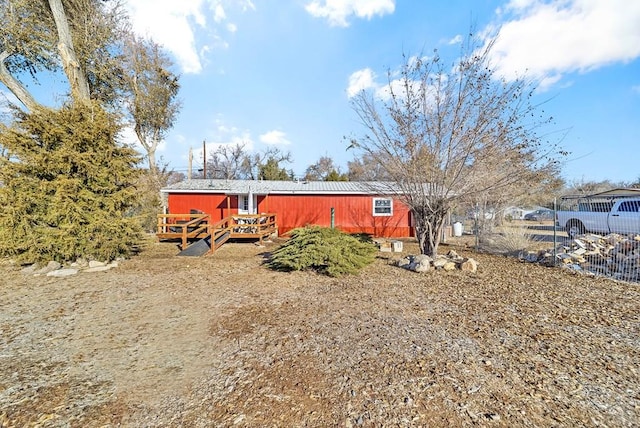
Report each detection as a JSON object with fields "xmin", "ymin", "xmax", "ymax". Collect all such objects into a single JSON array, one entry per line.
[
  {"xmin": 84, "ymin": 266, "xmax": 112, "ymax": 273},
  {"xmin": 414, "ymin": 256, "xmax": 432, "ymax": 273},
  {"xmin": 443, "ymin": 261, "xmax": 457, "ymax": 271},
  {"xmin": 34, "ymin": 261, "xmax": 61, "ymax": 275},
  {"xmin": 433, "ymin": 257, "xmax": 449, "ymax": 269},
  {"xmin": 396, "ymin": 256, "xmax": 412, "ymax": 268},
  {"xmin": 21, "ymin": 264, "xmax": 39, "ymax": 275},
  {"xmin": 46, "ymin": 268, "xmax": 78, "ymax": 277},
  {"xmin": 459, "ymin": 258, "xmax": 478, "ymax": 273}
]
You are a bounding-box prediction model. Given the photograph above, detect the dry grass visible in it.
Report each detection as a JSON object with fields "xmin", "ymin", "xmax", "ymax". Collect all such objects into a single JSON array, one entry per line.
[
  {"xmin": 1, "ymin": 237, "xmax": 639, "ymax": 427},
  {"xmin": 480, "ymin": 225, "xmax": 541, "ymax": 256}
]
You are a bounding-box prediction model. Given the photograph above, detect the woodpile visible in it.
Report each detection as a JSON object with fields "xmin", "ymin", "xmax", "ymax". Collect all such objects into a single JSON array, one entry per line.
[{"xmin": 521, "ymin": 233, "xmax": 640, "ymax": 282}]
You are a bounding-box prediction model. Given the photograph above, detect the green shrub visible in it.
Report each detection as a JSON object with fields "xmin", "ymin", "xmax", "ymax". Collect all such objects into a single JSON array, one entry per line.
[
  {"xmin": 0, "ymin": 103, "xmax": 143, "ymax": 263},
  {"xmin": 268, "ymin": 226, "xmax": 377, "ymax": 277}
]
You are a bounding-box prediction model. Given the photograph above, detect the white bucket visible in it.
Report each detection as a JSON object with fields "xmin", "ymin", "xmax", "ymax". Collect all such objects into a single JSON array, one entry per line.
[{"xmin": 453, "ymin": 222, "xmax": 463, "ymax": 237}]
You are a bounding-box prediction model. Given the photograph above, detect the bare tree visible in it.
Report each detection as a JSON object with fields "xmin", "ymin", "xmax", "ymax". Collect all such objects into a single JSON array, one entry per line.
[
  {"xmin": 350, "ymin": 35, "xmax": 563, "ymax": 257},
  {"xmin": 0, "ymin": 0, "xmax": 126, "ymax": 111},
  {"xmin": 304, "ymin": 155, "xmax": 347, "ymax": 181},
  {"xmin": 204, "ymin": 142, "xmax": 249, "ymax": 179},
  {"xmin": 347, "ymin": 152, "xmax": 392, "ymax": 181},
  {"xmin": 123, "ymin": 34, "xmax": 180, "ymax": 172},
  {"xmin": 565, "ymin": 179, "xmax": 616, "ymax": 197}
]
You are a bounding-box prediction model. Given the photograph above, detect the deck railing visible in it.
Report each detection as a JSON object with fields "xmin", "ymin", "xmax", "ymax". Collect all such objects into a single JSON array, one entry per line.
[
  {"xmin": 230, "ymin": 213, "xmax": 277, "ymax": 239},
  {"xmin": 157, "ymin": 212, "xmax": 277, "ymax": 252},
  {"xmin": 156, "ymin": 213, "xmax": 210, "ymax": 249}
]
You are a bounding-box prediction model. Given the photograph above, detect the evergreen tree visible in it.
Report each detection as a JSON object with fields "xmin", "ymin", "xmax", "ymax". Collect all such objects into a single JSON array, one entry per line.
[
  {"xmin": 258, "ymin": 157, "xmax": 291, "ymax": 180},
  {"xmin": 0, "ymin": 102, "xmax": 143, "ymax": 263}
]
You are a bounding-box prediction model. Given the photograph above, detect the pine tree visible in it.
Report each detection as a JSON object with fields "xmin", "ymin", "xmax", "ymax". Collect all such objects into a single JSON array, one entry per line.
[{"xmin": 0, "ymin": 102, "xmax": 143, "ymax": 263}]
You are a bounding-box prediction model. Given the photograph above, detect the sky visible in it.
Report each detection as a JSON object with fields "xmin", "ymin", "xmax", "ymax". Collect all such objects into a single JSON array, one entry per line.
[{"xmin": 5, "ymin": 0, "xmax": 640, "ymax": 184}]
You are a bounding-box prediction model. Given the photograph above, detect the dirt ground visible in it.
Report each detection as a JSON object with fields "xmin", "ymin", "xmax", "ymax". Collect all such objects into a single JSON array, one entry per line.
[{"xmin": 1, "ymin": 236, "xmax": 639, "ymax": 427}]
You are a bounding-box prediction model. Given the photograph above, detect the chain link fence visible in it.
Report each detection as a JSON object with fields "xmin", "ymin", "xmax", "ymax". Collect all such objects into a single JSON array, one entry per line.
[{"xmin": 450, "ymin": 196, "xmax": 640, "ymax": 283}]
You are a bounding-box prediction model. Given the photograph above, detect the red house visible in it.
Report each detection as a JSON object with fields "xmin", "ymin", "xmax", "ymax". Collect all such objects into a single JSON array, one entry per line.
[{"xmin": 161, "ymin": 179, "xmax": 413, "ymax": 238}]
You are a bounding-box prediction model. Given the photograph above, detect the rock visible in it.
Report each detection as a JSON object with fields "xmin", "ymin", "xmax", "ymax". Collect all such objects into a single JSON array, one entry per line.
[
  {"xmin": 413, "ymin": 254, "xmax": 432, "ymax": 273},
  {"xmin": 396, "ymin": 257, "xmax": 412, "ymax": 268},
  {"xmin": 443, "ymin": 261, "xmax": 457, "ymax": 271},
  {"xmin": 84, "ymin": 266, "xmax": 112, "ymax": 273},
  {"xmin": 459, "ymin": 258, "xmax": 478, "ymax": 273},
  {"xmin": 88, "ymin": 260, "xmax": 107, "ymax": 268},
  {"xmin": 35, "ymin": 261, "xmax": 61, "ymax": 274},
  {"xmin": 447, "ymin": 250, "xmax": 463, "ymax": 261},
  {"xmin": 21, "ymin": 264, "xmax": 39, "ymax": 274},
  {"xmin": 433, "ymin": 257, "xmax": 449, "ymax": 269},
  {"xmin": 414, "ymin": 261, "xmax": 431, "ymax": 273},
  {"xmin": 46, "ymin": 268, "xmax": 79, "ymax": 277},
  {"xmin": 413, "ymin": 254, "xmax": 433, "ymax": 264},
  {"xmin": 71, "ymin": 258, "xmax": 88, "ymax": 268}
]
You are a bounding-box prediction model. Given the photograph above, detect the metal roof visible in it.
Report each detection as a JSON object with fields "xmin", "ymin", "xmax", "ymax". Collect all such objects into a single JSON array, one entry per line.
[
  {"xmin": 561, "ymin": 188, "xmax": 640, "ymax": 200},
  {"xmin": 161, "ymin": 179, "xmax": 402, "ymax": 195}
]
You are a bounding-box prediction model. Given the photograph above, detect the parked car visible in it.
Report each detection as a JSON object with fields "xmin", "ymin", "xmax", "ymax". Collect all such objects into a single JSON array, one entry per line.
[
  {"xmin": 556, "ymin": 197, "xmax": 640, "ymax": 238},
  {"xmin": 524, "ymin": 209, "xmax": 554, "ymax": 221}
]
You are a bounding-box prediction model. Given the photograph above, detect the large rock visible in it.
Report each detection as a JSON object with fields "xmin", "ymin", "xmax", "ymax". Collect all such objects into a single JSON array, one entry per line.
[
  {"xmin": 459, "ymin": 258, "xmax": 478, "ymax": 273},
  {"xmin": 414, "ymin": 255, "xmax": 432, "ymax": 273},
  {"xmin": 21, "ymin": 264, "xmax": 39, "ymax": 275},
  {"xmin": 84, "ymin": 266, "xmax": 112, "ymax": 273},
  {"xmin": 396, "ymin": 256, "xmax": 412, "ymax": 268},
  {"xmin": 46, "ymin": 268, "xmax": 78, "ymax": 277},
  {"xmin": 443, "ymin": 261, "xmax": 457, "ymax": 271},
  {"xmin": 34, "ymin": 261, "xmax": 61, "ymax": 275}
]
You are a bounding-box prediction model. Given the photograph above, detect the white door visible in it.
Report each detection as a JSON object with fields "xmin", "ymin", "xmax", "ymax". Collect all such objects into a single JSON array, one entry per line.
[{"xmin": 237, "ymin": 194, "xmax": 257, "ymax": 215}]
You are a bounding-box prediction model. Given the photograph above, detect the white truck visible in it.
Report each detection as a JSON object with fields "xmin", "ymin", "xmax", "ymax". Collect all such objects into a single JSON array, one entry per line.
[{"xmin": 556, "ymin": 197, "xmax": 640, "ymax": 238}]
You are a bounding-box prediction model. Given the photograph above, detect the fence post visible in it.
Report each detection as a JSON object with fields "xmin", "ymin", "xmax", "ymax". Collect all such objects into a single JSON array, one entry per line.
[
  {"xmin": 553, "ymin": 198, "xmax": 557, "ymax": 267},
  {"xmin": 474, "ymin": 203, "xmax": 479, "ymax": 251}
]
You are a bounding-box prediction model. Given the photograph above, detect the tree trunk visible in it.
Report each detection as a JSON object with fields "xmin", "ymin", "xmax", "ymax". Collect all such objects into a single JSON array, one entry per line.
[
  {"xmin": 147, "ymin": 147, "xmax": 157, "ymax": 172},
  {"xmin": 0, "ymin": 51, "xmax": 41, "ymax": 112},
  {"xmin": 48, "ymin": 0, "xmax": 91, "ymax": 104},
  {"xmin": 413, "ymin": 209, "xmax": 447, "ymax": 257}
]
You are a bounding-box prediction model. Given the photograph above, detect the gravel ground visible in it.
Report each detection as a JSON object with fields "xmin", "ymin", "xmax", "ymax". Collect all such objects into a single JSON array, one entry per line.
[{"xmin": 1, "ymin": 237, "xmax": 639, "ymax": 427}]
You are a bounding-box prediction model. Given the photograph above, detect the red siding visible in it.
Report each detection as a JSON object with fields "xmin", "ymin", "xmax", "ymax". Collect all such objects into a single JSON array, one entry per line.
[
  {"xmin": 262, "ymin": 194, "xmax": 412, "ymax": 237},
  {"xmin": 167, "ymin": 193, "xmax": 233, "ymax": 221},
  {"xmin": 167, "ymin": 192, "xmax": 412, "ymax": 238}
]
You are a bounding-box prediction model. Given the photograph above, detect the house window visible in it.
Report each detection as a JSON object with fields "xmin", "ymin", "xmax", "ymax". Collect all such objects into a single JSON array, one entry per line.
[{"xmin": 373, "ymin": 198, "xmax": 393, "ymax": 216}]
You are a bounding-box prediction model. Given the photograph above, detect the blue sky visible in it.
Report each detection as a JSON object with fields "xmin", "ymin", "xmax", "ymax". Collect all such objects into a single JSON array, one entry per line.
[{"xmin": 5, "ymin": 0, "xmax": 640, "ymax": 184}]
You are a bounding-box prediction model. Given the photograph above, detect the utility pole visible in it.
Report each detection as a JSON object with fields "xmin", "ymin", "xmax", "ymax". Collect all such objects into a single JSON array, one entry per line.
[
  {"xmin": 202, "ymin": 140, "xmax": 207, "ymax": 179},
  {"xmin": 187, "ymin": 147, "xmax": 192, "ymax": 180}
]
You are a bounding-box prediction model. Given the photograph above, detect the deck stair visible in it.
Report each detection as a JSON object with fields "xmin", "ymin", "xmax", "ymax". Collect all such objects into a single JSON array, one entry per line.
[{"xmin": 157, "ymin": 213, "xmax": 277, "ymax": 256}]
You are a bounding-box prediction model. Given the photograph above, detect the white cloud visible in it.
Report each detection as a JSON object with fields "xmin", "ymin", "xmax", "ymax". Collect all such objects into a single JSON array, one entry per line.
[
  {"xmin": 213, "ymin": 4, "xmax": 226, "ymax": 22},
  {"xmin": 485, "ymin": 0, "xmax": 640, "ymax": 89},
  {"xmin": 346, "ymin": 67, "xmax": 430, "ymax": 104},
  {"xmin": 448, "ymin": 34, "xmax": 463, "ymax": 45},
  {"xmin": 118, "ymin": 125, "xmax": 167, "ymax": 156},
  {"xmin": 347, "ymin": 68, "xmax": 377, "ymax": 98},
  {"xmin": 126, "ymin": 0, "xmax": 253, "ymax": 74},
  {"xmin": 305, "ymin": 0, "xmax": 395, "ymax": 27},
  {"xmin": 259, "ymin": 130, "xmax": 291, "ymax": 145}
]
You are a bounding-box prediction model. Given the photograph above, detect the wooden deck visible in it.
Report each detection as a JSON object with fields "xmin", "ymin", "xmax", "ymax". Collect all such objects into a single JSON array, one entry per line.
[{"xmin": 157, "ymin": 213, "xmax": 277, "ymax": 255}]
